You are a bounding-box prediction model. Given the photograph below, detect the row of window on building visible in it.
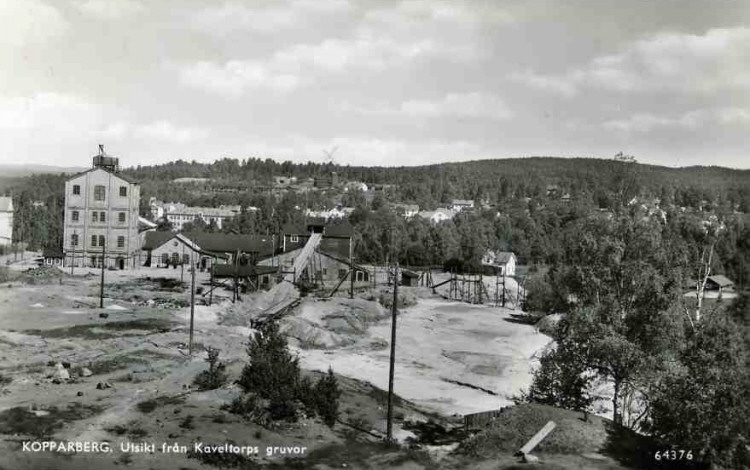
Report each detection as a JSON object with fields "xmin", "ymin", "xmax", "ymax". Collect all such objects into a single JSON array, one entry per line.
[
  {"xmin": 70, "ymin": 210, "xmax": 128, "ymax": 224},
  {"xmin": 70, "ymin": 234, "xmax": 126, "ymax": 248},
  {"xmin": 71, "ymin": 184, "xmax": 129, "ymax": 200}
]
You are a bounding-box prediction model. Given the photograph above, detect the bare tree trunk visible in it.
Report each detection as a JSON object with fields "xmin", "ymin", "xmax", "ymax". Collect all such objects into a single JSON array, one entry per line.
[
  {"xmin": 695, "ymin": 241, "xmax": 715, "ymax": 322},
  {"xmin": 612, "ymin": 378, "xmax": 621, "ymax": 426}
]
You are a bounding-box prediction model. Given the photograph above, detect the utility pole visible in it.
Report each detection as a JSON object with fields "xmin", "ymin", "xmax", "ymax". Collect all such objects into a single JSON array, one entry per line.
[
  {"xmin": 233, "ymin": 249, "xmax": 239, "ymax": 303},
  {"xmin": 209, "ymin": 256, "xmax": 214, "ymax": 306},
  {"xmin": 99, "ymin": 239, "xmax": 106, "ymax": 308},
  {"xmin": 181, "ymin": 244, "xmax": 185, "ymax": 284},
  {"xmin": 349, "ymin": 234, "xmax": 354, "ymax": 299},
  {"xmin": 189, "ymin": 256, "xmax": 196, "ymax": 356},
  {"xmin": 386, "ymin": 263, "xmax": 399, "ymax": 443}
]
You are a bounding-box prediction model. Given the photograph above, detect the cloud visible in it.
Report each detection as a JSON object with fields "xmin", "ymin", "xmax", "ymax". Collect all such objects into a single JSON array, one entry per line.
[
  {"xmin": 134, "ymin": 120, "xmax": 209, "ymax": 144},
  {"xmin": 189, "ymin": 0, "xmax": 350, "ymax": 36},
  {"xmin": 0, "ymin": 0, "xmax": 68, "ymax": 48},
  {"xmin": 346, "ymin": 92, "xmax": 512, "ymax": 120},
  {"xmin": 178, "ymin": 60, "xmax": 305, "ymax": 97},
  {"xmin": 365, "ymin": 0, "xmax": 515, "ymax": 28},
  {"xmin": 72, "ymin": 0, "xmax": 144, "ymax": 19},
  {"xmin": 273, "ymin": 35, "xmax": 437, "ymax": 73},
  {"xmin": 603, "ymin": 107, "xmax": 750, "ymax": 132},
  {"xmin": 179, "ymin": 32, "xmax": 443, "ymax": 97},
  {"xmin": 511, "ymin": 27, "xmax": 750, "ymax": 96}
]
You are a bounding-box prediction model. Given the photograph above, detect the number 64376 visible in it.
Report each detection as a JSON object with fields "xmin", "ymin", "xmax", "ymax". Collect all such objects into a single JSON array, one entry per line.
[{"xmin": 654, "ymin": 449, "xmax": 693, "ymax": 461}]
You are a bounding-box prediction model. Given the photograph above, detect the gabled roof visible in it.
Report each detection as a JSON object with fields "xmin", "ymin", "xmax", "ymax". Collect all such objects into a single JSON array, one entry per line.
[
  {"xmin": 43, "ymin": 247, "xmax": 64, "ymax": 258},
  {"xmin": 142, "ymin": 231, "xmax": 176, "ymax": 250},
  {"xmin": 67, "ymin": 167, "xmax": 139, "ymax": 184},
  {"xmin": 494, "ymin": 251, "xmax": 516, "ymax": 264},
  {"xmin": 185, "ymin": 233, "xmax": 274, "ymax": 257},
  {"xmin": 0, "ymin": 197, "xmax": 12, "ymax": 212},
  {"xmin": 707, "ymin": 275, "xmax": 733, "ymax": 287}
]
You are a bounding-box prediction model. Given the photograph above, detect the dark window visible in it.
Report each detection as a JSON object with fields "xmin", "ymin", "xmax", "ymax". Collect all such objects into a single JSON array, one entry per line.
[
  {"xmin": 71, "ymin": 211, "xmax": 79, "ymax": 222},
  {"xmin": 71, "ymin": 234, "xmax": 78, "ymax": 246},
  {"xmin": 171, "ymin": 253, "xmax": 180, "ymax": 265},
  {"xmin": 117, "ymin": 236, "xmax": 125, "ymax": 248},
  {"xmin": 100, "ymin": 212, "xmax": 106, "ymax": 223},
  {"xmin": 92, "ymin": 212, "xmax": 98, "ymax": 223},
  {"xmin": 290, "ymin": 235, "xmax": 299, "ymax": 243},
  {"xmin": 357, "ymin": 271, "xmax": 364, "ymax": 282},
  {"xmin": 119, "ymin": 186, "xmax": 127, "ymax": 197},
  {"xmin": 183, "ymin": 254, "xmax": 190, "ymax": 264},
  {"xmin": 91, "ymin": 256, "xmax": 97, "ymax": 266},
  {"xmin": 91, "ymin": 235, "xmax": 97, "ymax": 246},
  {"xmin": 338, "ymin": 269, "xmax": 347, "ymax": 279},
  {"xmin": 94, "ymin": 185, "xmax": 106, "ymax": 201},
  {"xmin": 161, "ymin": 253, "xmax": 169, "ymax": 265},
  {"xmin": 73, "ymin": 185, "xmax": 81, "ymax": 195},
  {"xmin": 322, "ymin": 268, "xmax": 328, "ymax": 276},
  {"xmin": 118, "ymin": 212, "xmax": 126, "ymax": 223},
  {"xmin": 98, "ymin": 235, "xmax": 105, "ymax": 247}
]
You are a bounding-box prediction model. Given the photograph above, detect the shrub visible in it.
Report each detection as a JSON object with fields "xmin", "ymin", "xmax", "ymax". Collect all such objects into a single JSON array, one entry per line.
[
  {"xmin": 238, "ymin": 323, "xmax": 300, "ymax": 420},
  {"xmin": 315, "ymin": 367, "xmax": 341, "ymax": 428},
  {"xmin": 193, "ymin": 346, "xmax": 228, "ymax": 391},
  {"xmin": 296, "ymin": 375, "xmax": 317, "ymax": 418}
]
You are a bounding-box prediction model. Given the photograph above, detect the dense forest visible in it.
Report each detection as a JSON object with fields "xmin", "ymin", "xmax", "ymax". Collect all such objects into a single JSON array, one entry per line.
[{"xmin": 2, "ymin": 156, "xmax": 749, "ymax": 290}]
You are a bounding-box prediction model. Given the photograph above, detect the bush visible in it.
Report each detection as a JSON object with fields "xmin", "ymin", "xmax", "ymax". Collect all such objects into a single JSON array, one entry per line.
[
  {"xmin": 297, "ymin": 375, "xmax": 317, "ymax": 418},
  {"xmin": 193, "ymin": 347, "xmax": 228, "ymax": 391},
  {"xmin": 238, "ymin": 323, "xmax": 300, "ymax": 422},
  {"xmin": 315, "ymin": 367, "xmax": 341, "ymax": 428}
]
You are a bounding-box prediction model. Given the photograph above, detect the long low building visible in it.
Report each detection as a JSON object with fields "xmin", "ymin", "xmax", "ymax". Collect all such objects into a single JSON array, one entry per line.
[{"xmin": 141, "ymin": 231, "xmax": 274, "ymax": 270}]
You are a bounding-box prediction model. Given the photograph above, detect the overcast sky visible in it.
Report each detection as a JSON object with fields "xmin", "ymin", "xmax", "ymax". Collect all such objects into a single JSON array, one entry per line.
[{"xmin": 1, "ymin": 0, "xmax": 748, "ymax": 169}]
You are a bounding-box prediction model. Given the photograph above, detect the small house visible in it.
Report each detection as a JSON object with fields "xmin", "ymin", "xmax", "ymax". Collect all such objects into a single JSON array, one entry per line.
[
  {"xmin": 401, "ymin": 269, "xmax": 420, "ymax": 287},
  {"xmin": 43, "ymin": 247, "xmax": 64, "ymax": 267},
  {"xmin": 481, "ymin": 250, "xmax": 517, "ymax": 276},
  {"xmin": 705, "ymin": 275, "xmax": 734, "ymax": 294}
]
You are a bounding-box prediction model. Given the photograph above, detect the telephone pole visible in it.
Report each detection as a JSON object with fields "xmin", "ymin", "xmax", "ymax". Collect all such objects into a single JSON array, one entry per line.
[
  {"xmin": 189, "ymin": 256, "xmax": 196, "ymax": 356},
  {"xmin": 99, "ymin": 239, "xmax": 106, "ymax": 308},
  {"xmin": 386, "ymin": 263, "xmax": 399, "ymax": 442},
  {"xmin": 349, "ymin": 234, "xmax": 354, "ymax": 299}
]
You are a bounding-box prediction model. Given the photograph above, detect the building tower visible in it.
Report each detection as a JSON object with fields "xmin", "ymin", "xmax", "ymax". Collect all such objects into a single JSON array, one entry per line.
[{"xmin": 63, "ymin": 145, "xmax": 141, "ymax": 269}]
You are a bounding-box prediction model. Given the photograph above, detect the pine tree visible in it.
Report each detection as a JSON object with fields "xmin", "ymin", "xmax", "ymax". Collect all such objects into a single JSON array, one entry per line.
[{"xmin": 315, "ymin": 367, "xmax": 341, "ymax": 428}]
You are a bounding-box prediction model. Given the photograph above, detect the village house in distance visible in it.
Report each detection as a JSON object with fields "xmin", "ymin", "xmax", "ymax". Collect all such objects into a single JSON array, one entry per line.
[
  {"xmin": 63, "ymin": 146, "xmax": 142, "ymax": 269},
  {"xmin": 0, "ymin": 196, "xmax": 13, "ymax": 247}
]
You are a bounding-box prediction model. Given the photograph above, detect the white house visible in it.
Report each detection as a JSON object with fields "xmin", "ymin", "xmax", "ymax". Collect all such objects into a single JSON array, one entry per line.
[
  {"xmin": 393, "ymin": 204, "xmax": 419, "ymax": 218},
  {"xmin": 449, "ymin": 199, "xmax": 474, "ymax": 212},
  {"xmin": 418, "ymin": 208, "xmax": 455, "ymax": 224},
  {"xmin": 481, "ymin": 250, "xmax": 517, "ymax": 276},
  {"xmin": 0, "ymin": 197, "xmax": 13, "ymax": 246},
  {"xmin": 150, "ymin": 198, "xmax": 241, "ymax": 231}
]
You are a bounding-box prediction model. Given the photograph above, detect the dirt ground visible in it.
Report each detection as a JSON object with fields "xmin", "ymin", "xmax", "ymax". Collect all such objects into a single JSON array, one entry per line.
[{"xmin": 0, "ymin": 263, "xmax": 607, "ymax": 470}]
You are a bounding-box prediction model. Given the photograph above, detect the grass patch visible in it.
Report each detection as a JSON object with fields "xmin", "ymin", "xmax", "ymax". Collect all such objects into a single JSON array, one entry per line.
[
  {"xmin": 0, "ymin": 403, "xmax": 102, "ymax": 438},
  {"xmin": 106, "ymin": 422, "xmax": 149, "ymax": 439},
  {"xmin": 457, "ymin": 403, "xmax": 646, "ymax": 459},
  {"xmin": 136, "ymin": 395, "xmax": 186, "ymax": 414},
  {"xmin": 74, "ymin": 350, "xmax": 176, "ymax": 376},
  {"xmin": 23, "ymin": 318, "xmax": 175, "ymax": 339}
]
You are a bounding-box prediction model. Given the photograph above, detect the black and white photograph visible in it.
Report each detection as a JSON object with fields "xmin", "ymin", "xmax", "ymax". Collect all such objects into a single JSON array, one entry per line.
[{"xmin": 0, "ymin": 1, "xmax": 749, "ymax": 469}]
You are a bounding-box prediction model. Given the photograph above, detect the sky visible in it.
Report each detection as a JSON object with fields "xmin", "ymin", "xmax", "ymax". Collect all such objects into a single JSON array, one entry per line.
[{"xmin": 0, "ymin": 0, "xmax": 748, "ymax": 169}]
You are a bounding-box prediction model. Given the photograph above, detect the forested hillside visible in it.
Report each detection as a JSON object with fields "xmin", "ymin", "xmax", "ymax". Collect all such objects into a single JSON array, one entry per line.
[{"xmin": 3, "ymin": 157, "xmax": 749, "ymax": 290}]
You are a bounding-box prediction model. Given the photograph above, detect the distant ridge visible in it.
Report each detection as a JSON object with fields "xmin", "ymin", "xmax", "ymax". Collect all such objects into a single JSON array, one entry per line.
[{"xmin": 0, "ymin": 163, "xmax": 87, "ymax": 177}]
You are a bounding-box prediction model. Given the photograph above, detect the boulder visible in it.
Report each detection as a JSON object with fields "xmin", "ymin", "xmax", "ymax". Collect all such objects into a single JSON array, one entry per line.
[{"xmin": 81, "ymin": 367, "xmax": 93, "ymax": 377}]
